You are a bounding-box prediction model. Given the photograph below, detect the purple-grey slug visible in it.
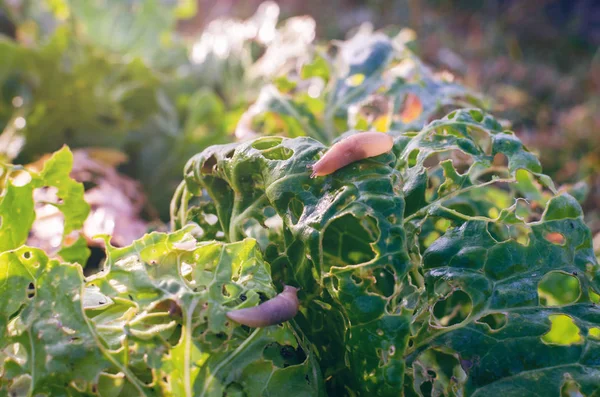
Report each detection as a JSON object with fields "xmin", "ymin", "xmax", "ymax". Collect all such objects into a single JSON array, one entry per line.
[
  {"xmin": 226, "ymin": 285, "xmax": 300, "ymax": 327},
  {"xmin": 310, "ymin": 131, "xmax": 394, "ymax": 177}
]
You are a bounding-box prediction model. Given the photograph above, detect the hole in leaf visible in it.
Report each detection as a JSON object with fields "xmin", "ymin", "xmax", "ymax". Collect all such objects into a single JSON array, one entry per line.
[
  {"xmin": 331, "ymin": 276, "xmax": 340, "ymax": 292},
  {"xmin": 26, "ymin": 283, "xmax": 35, "ymax": 299},
  {"xmin": 460, "ymin": 358, "xmax": 473, "ymax": 371},
  {"xmin": 204, "ymin": 214, "xmax": 218, "ymax": 225},
  {"xmin": 560, "ymin": 377, "xmax": 584, "ymax": 397},
  {"xmin": 221, "ymin": 284, "xmax": 233, "ymax": 298},
  {"xmin": 4, "ymin": 343, "xmax": 27, "ymax": 366},
  {"xmin": 322, "ymin": 214, "xmax": 377, "ymax": 268},
  {"xmin": 258, "ymin": 146, "xmax": 293, "ymax": 160},
  {"xmin": 263, "ymin": 342, "xmax": 306, "ymax": 368},
  {"xmin": 423, "ymin": 152, "xmax": 442, "ymax": 169},
  {"xmin": 167, "ymin": 324, "xmax": 182, "ymax": 346},
  {"xmin": 264, "ymin": 213, "xmax": 283, "ymax": 231},
  {"xmin": 446, "ymin": 149, "xmax": 474, "ymax": 174},
  {"xmin": 415, "ymin": 348, "xmax": 466, "ymax": 395},
  {"xmin": 368, "ymin": 265, "xmax": 396, "ymax": 297},
  {"xmin": 538, "ymin": 272, "xmax": 581, "ymax": 306},
  {"xmin": 251, "ymin": 137, "xmax": 284, "ymax": 150},
  {"xmin": 476, "ymin": 312, "xmax": 507, "ymax": 331},
  {"xmin": 508, "ymin": 224, "xmax": 532, "ymax": 246},
  {"xmin": 262, "ymin": 206, "xmax": 276, "ymax": 218},
  {"xmin": 486, "ymin": 222, "xmax": 510, "ymax": 242},
  {"xmin": 493, "ymin": 152, "xmax": 508, "ymax": 167},
  {"xmin": 432, "ymin": 290, "xmax": 473, "ymax": 327},
  {"xmin": 201, "ymin": 155, "xmax": 217, "ymax": 174},
  {"xmin": 542, "ymin": 314, "xmax": 583, "ymax": 345},
  {"xmin": 408, "ymin": 149, "xmax": 420, "ymax": 168},
  {"xmin": 130, "ymin": 366, "xmax": 154, "ymax": 385},
  {"xmin": 257, "ymin": 292, "xmax": 268, "ymax": 303},
  {"xmin": 422, "ymin": 231, "xmax": 441, "ymax": 249},
  {"xmin": 588, "ymin": 327, "xmax": 600, "ymax": 340},
  {"xmin": 84, "ymin": 246, "xmax": 106, "ymax": 276},
  {"xmin": 350, "ymin": 272, "xmax": 363, "ymax": 286},
  {"xmin": 469, "ymin": 109, "xmax": 483, "ymax": 122},
  {"xmin": 420, "ymin": 381, "xmax": 433, "ymax": 397},
  {"xmin": 545, "ymin": 232, "xmax": 566, "ymax": 245},
  {"xmin": 152, "ymin": 299, "xmax": 182, "ymax": 319},
  {"xmin": 12, "ymin": 171, "xmax": 32, "ymax": 186},
  {"xmin": 204, "ymin": 330, "xmax": 231, "ymax": 349}
]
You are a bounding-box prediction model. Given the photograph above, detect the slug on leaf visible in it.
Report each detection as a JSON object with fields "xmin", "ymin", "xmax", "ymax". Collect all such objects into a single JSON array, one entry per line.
[
  {"xmin": 226, "ymin": 285, "xmax": 300, "ymax": 328},
  {"xmin": 310, "ymin": 131, "xmax": 394, "ymax": 177}
]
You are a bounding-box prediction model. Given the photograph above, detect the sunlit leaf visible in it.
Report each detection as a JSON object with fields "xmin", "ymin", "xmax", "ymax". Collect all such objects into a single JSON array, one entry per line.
[
  {"xmin": 175, "ymin": 109, "xmax": 600, "ymax": 396},
  {"xmin": 0, "ymin": 228, "xmax": 324, "ymax": 395}
]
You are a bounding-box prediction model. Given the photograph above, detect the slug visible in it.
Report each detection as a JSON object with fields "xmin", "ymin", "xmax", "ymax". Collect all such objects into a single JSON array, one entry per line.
[
  {"xmin": 226, "ymin": 285, "xmax": 300, "ymax": 327},
  {"xmin": 310, "ymin": 131, "xmax": 394, "ymax": 177}
]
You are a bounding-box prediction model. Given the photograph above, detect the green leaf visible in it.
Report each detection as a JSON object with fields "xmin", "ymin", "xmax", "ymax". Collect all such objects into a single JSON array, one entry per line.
[
  {"xmin": 0, "ymin": 180, "xmax": 36, "ymax": 252},
  {"xmin": 1, "ymin": 228, "xmax": 324, "ymax": 396},
  {"xmin": 0, "ymin": 146, "xmax": 90, "ymax": 256},
  {"xmin": 67, "ymin": 0, "xmax": 183, "ymax": 63},
  {"xmin": 238, "ymin": 28, "xmax": 486, "ymax": 145},
  {"xmin": 174, "ymin": 134, "xmax": 412, "ymax": 395},
  {"xmin": 0, "ymin": 246, "xmax": 112, "ymax": 395},
  {"xmin": 393, "ymin": 110, "xmax": 600, "ymax": 396},
  {"xmin": 36, "ymin": 146, "xmax": 89, "ymax": 235},
  {"xmin": 174, "ymin": 109, "xmax": 600, "ymax": 396},
  {"xmin": 301, "ymin": 55, "xmax": 330, "ymax": 82},
  {"xmin": 58, "ymin": 235, "xmax": 91, "ymax": 266}
]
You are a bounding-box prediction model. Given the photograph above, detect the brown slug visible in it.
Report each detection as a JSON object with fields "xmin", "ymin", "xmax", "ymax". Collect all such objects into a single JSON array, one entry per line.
[
  {"xmin": 310, "ymin": 131, "xmax": 394, "ymax": 177},
  {"xmin": 226, "ymin": 285, "xmax": 300, "ymax": 327}
]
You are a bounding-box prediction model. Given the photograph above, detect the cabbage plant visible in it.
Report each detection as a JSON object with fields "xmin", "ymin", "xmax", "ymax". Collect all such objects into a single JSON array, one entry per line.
[
  {"xmin": 1, "ymin": 16, "xmax": 599, "ymax": 397},
  {"xmin": 172, "ymin": 108, "xmax": 600, "ymax": 396}
]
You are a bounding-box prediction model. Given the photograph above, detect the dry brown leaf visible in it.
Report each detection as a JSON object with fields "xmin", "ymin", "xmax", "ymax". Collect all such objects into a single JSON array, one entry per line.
[{"xmin": 399, "ymin": 92, "xmax": 423, "ymax": 123}]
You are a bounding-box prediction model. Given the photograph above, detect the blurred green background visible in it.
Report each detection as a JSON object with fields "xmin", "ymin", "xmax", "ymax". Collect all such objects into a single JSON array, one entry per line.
[{"xmin": 1, "ymin": 0, "xmax": 598, "ymax": 237}]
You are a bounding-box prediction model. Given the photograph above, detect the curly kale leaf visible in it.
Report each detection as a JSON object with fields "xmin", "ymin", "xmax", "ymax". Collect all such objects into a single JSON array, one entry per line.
[{"xmin": 174, "ymin": 109, "xmax": 600, "ymax": 396}]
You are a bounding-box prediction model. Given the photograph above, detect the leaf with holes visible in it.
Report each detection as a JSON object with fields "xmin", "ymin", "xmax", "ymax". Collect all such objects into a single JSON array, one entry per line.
[
  {"xmin": 0, "ymin": 227, "xmax": 324, "ymax": 396},
  {"xmin": 237, "ymin": 26, "xmax": 485, "ymax": 146},
  {"xmin": 393, "ymin": 110, "xmax": 600, "ymax": 396},
  {"xmin": 173, "ymin": 109, "xmax": 600, "ymax": 396},
  {"xmin": 0, "ymin": 146, "xmax": 90, "ymax": 264},
  {"xmin": 172, "ymin": 133, "xmax": 413, "ymax": 395}
]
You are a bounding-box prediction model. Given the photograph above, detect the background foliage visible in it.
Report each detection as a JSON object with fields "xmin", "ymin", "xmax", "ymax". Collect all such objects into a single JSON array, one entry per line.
[{"xmin": 0, "ymin": 0, "xmax": 599, "ymax": 396}]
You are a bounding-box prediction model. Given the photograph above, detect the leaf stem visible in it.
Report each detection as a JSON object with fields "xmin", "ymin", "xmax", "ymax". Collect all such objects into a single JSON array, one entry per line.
[{"xmin": 184, "ymin": 297, "xmax": 201, "ymax": 397}]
